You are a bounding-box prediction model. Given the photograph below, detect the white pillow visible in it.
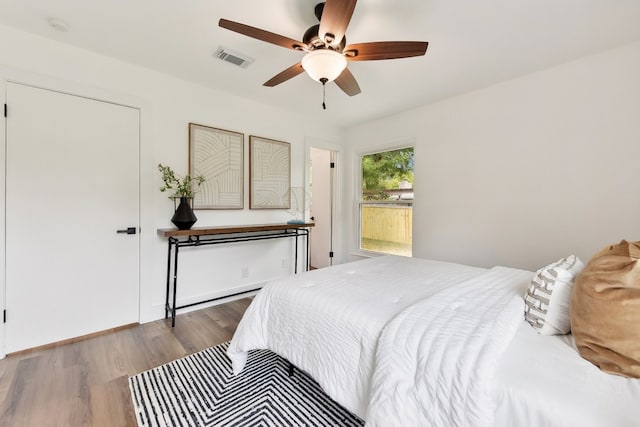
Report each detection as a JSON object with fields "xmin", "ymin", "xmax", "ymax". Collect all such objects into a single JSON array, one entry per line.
[{"xmin": 524, "ymin": 255, "xmax": 584, "ymax": 335}]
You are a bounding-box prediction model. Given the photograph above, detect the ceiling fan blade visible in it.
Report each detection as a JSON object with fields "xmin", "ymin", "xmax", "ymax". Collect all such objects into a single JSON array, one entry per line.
[
  {"xmin": 219, "ymin": 19, "xmax": 306, "ymax": 51},
  {"xmin": 334, "ymin": 68, "xmax": 361, "ymax": 96},
  {"xmin": 263, "ymin": 63, "xmax": 305, "ymax": 87},
  {"xmin": 318, "ymin": 0, "xmax": 357, "ymax": 47},
  {"xmin": 344, "ymin": 41, "xmax": 428, "ymax": 61}
]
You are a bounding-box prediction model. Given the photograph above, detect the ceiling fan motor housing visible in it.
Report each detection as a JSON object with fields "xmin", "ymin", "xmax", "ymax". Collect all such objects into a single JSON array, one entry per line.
[
  {"xmin": 314, "ymin": 3, "xmax": 325, "ymax": 21},
  {"xmin": 303, "ymin": 24, "xmax": 345, "ymax": 51}
]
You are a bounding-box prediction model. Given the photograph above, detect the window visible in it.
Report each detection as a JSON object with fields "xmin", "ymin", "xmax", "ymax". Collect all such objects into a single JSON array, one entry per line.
[{"xmin": 359, "ymin": 147, "xmax": 413, "ymax": 256}]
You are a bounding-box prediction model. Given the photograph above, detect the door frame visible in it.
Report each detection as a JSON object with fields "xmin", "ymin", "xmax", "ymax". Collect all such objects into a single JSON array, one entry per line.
[
  {"xmin": 0, "ymin": 68, "xmax": 150, "ymax": 358},
  {"xmin": 304, "ymin": 137, "xmax": 343, "ymax": 266}
]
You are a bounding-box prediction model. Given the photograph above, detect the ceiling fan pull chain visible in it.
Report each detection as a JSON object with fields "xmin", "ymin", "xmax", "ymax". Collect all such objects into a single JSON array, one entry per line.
[
  {"xmin": 322, "ymin": 84, "xmax": 326, "ymax": 110},
  {"xmin": 321, "ymin": 77, "xmax": 328, "ymax": 110}
]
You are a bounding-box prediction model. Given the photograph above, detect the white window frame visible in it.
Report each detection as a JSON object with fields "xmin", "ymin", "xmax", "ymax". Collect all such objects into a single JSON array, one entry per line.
[{"xmin": 355, "ymin": 142, "xmax": 414, "ymax": 258}]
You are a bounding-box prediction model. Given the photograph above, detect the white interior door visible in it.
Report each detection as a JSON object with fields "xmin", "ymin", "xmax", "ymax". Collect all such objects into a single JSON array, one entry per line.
[
  {"xmin": 5, "ymin": 83, "xmax": 140, "ymax": 353},
  {"xmin": 309, "ymin": 147, "xmax": 334, "ymax": 269}
]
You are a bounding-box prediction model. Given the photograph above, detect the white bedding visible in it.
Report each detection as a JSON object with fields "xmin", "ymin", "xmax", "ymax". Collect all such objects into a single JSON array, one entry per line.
[
  {"xmin": 493, "ymin": 322, "xmax": 640, "ymax": 427},
  {"xmin": 366, "ymin": 266, "xmax": 533, "ymax": 427},
  {"xmin": 227, "ymin": 255, "xmax": 486, "ymax": 418},
  {"xmin": 227, "ymin": 255, "xmax": 640, "ymax": 426}
]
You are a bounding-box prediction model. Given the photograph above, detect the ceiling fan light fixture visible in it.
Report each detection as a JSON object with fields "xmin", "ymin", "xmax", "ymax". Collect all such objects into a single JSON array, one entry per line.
[{"xmin": 301, "ymin": 49, "xmax": 347, "ymax": 83}]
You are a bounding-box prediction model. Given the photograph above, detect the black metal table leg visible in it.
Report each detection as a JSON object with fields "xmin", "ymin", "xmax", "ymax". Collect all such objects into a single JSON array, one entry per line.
[
  {"xmin": 165, "ymin": 239, "xmax": 172, "ymax": 319},
  {"xmin": 171, "ymin": 240, "xmax": 179, "ymax": 327},
  {"xmin": 294, "ymin": 230, "xmax": 299, "ymax": 274},
  {"xmin": 305, "ymin": 229, "xmax": 310, "ymax": 271}
]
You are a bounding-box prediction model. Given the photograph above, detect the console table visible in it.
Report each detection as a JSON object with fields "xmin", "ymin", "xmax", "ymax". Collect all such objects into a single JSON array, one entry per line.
[{"xmin": 158, "ymin": 222, "xmax": 314, "ymax": 327}]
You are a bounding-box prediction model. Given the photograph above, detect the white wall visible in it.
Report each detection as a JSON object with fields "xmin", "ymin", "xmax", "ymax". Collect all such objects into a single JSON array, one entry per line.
[
  {"xmin": 344, "ymin": 41, "xmax": 640, "ymax": 271},
  {"xmin": 3, "ymin": 20, "xmax": 639, "ymax": 335},
  {"xmin": 0, "ymin": 24, "xmax": 343, "ymax": 324}
]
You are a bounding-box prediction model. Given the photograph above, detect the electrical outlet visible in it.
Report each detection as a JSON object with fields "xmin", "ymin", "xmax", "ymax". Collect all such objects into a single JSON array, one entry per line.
[{"xmin": 241, "ymin": 267, "xmax": 249, "ymax": 278}]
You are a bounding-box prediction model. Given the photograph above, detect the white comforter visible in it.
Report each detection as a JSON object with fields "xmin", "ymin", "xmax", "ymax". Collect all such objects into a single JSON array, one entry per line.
[
  {"xmin": 227, "ymin": 255, "xmax": 640, "ymax": 426},
  {"xmin": 366, "ymin": 266, "xmax": 533, "ymax": 427},
  {"xmin": 227, "ymin": 256, "xmax": 486, "ymax": 418}
]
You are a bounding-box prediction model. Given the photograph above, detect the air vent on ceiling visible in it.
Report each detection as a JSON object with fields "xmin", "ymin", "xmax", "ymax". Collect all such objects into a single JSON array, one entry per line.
[{"xmin": 214, "ymin": 47, "xmax": 254, "ymax": 69}]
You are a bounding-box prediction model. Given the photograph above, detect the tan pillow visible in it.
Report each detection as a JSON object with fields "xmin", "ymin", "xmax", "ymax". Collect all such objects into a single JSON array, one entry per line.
[{"xmin": 570, "ymin": 240, "xmax": 640, "ymax": 378}]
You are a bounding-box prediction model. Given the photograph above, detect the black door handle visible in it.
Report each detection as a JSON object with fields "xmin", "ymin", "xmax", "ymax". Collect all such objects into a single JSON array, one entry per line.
[
  {"xmin": 310, "ymin": 216, "xmax": 315, "ymax": 221},
  {"xmin": 116, "ymin": 227, "xmax": 137, "ymax": 235}
]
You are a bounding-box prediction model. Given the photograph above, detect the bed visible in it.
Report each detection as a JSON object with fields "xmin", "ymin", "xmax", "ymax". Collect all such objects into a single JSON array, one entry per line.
[{"xmin": 227, "ymin": 255, "xmax": 640, "ymax": 426}]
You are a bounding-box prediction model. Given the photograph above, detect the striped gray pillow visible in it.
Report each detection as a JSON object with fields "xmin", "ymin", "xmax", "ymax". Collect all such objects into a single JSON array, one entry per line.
[{"xmin": 524, "ymin": 255, "xmax": 584, "ymax": 335}]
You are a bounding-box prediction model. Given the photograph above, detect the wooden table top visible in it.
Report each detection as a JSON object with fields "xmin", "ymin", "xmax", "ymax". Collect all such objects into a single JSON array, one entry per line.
[{"xmin": 157, "ymin": 222, "xmax": 315, "ymax": 238}]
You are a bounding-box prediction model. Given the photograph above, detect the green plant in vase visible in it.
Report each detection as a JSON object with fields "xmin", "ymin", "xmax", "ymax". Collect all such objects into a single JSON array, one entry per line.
[
  {"xmin": 158, "ymin": 164, "xmax": 205, "ymax": 230},
  {"xmin": 158, "ymin": 163, "xmax": 205, "ymax": 198}
]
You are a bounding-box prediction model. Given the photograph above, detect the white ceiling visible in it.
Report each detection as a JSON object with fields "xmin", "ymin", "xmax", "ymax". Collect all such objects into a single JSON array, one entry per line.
[{"xmin": 1, "ymin": 0, "xmax": 640, "ymax": 128}]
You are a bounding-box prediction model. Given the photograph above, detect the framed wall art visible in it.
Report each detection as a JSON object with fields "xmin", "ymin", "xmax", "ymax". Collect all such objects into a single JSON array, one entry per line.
[
  {"xmin": 249, "ymin": 136, "xmax": 291, "ymax": 209},
  {"xmin": 189, "ymin": 123, "xmax": 244, "ymax": 209}
]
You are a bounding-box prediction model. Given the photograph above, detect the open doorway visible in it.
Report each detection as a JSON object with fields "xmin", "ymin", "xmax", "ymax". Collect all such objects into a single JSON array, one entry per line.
[{"xmin": 309, "ymin": 147, "xmax": 336, "ymax": 269}]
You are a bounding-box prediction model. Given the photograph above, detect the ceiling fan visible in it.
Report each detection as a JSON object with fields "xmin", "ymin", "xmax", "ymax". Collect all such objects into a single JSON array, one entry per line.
[{"xmin": 219, "ymin": 0, "xmax": 428, "ymax": 109}]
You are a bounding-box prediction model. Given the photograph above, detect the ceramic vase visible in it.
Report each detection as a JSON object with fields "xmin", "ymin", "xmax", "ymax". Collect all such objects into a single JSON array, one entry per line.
[{"xmin": 171, "ymin": 196, "xmax": 197, "ymax": 230}]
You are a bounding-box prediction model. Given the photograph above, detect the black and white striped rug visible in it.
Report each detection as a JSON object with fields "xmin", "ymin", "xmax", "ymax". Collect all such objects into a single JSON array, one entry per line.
[{"xmin": 128, "ymin": 341, "xmax": 364, "ymax": 426}]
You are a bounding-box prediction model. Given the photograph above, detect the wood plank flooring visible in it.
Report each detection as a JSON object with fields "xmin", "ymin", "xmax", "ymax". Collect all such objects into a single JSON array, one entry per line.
[{"xmin": 0, "ymin": 298, "xmax": 252, "ymax": 427}]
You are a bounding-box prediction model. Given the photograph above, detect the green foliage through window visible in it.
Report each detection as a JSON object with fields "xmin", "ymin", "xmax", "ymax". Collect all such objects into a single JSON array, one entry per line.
[{"xmin": 361, "ymin": 147, "xmax": 414, "ymax": 200}]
